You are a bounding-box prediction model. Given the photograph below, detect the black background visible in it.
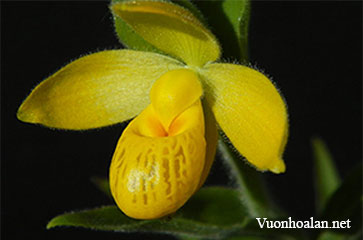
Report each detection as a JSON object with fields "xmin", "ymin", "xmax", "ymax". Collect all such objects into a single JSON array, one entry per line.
[{"xmin": 2, "ymin": 1, "xmax": 362, "ymax": 239}]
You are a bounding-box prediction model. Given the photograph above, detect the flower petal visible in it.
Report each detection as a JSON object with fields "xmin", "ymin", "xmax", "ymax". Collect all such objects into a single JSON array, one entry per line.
[
  {"xmin": 111, "ymin": 1, "xmax": 221, "ymax": 67},
  {"xmin": 201, "ymin": 63, "xmax": 288, "ymax": 173},
  {"xmin": 150, "ymin": 69, "xmax": 203, "ymax": 130},
  {"xmin": 110, "ymin": 101, "xmax": 206, "ymax": 219},
  {"xmin": 17, "ymin": 50, "xmax": 183, "ymax": 130}
]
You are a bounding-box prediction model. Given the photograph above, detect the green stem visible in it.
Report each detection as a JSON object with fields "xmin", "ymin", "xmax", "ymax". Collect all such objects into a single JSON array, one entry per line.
[
  {"xmin": 218, "ymin": 138, "xmax": 279, "ymax": 218},
  {"xmin": 238, "ymin": 0, "xmax": 250, "ymax": 62}
]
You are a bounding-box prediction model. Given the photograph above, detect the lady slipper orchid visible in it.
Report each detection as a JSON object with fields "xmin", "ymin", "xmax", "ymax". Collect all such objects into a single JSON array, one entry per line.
[{"xmin": 17, "ymin": 1, "xmax": 288, "ymax": 219}]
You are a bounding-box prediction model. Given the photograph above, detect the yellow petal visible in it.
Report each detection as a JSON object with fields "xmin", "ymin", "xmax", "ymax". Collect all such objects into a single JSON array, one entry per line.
[
  {"xmin": 201, "ymin": 63, "xmax": 288, "ymax": 174},
  {"xmin": 111, "ymin": 1, "xmax": 220, "ymax": 67},
  {"xmin": 150, "ymin": 69, "xmax": 203, "ymax": 130},
  {"xmin": 17, "ymin": 50, "xmax": 183, "ymax": 130},
  {"xmin": 110, "ymin": 101, "xmax": 206, "ymax": 219}
]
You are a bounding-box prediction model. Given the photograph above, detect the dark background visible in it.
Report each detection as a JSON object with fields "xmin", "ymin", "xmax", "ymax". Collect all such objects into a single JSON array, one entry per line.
[{"xmin": 2, "ymin": 1, "xmax": 362, "ymax": 239}]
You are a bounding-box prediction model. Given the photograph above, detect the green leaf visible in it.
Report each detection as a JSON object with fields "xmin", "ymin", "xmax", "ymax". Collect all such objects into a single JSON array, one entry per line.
[
  {"xmin": 90, "ymin": 176, "xmax": 112, "ymax": 198},
  {"xmin": 217, "ymin": 138, "xmax": 282, "ymax": 218},
  {"xmin": 317, "ymin": 230, "xmax": 362, "ymax": 240},
  {"xmin": 233, "ymin": 218, "xmax": 306, "ymax": 240},
  {"xmin": 194, "ymin": 0, "xmax": 250, "ymax": 61},
  {"xmin": 225, "ymin": 237, "xmax": 275, "ymax": 240},
  {"xmin": 320, "ymin": 163, "xmax": 362, "ymax": 234},
  {"xmin": 311, "ymin": 137, "xmax": 341, "ymax": 214},
  {"xmin": 178, "ymin": 236, "xmax": 202, "ymax": 240},
  {"xmin": 47, "ymin": 187, "xmax": 249, "ymax": 239},
  {"xmin": 226, "ymin": 236, "xmax": 296, "ymax": 240},
  {"xmin": 220, "ymin": 0, "xmax": 250, "ymax": 61}
]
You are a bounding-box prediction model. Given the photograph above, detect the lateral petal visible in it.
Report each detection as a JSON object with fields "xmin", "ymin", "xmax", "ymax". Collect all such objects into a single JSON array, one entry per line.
[
  {"xmin": 17, "ymin": 50, "xmax": 183, "ymax": 130},
  {"xmin": 201, "ymin": 63, "xmax": 288, "ymax": 173},
  {"xmin": 111, "ymin": 1, "xmax": 221, "ymax": 67}
]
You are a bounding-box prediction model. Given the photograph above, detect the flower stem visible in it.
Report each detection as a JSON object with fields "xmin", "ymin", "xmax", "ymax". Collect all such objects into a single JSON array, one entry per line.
[{"xmin": 218, "ymin": 137, "xmax": 280, "ymax": 218}]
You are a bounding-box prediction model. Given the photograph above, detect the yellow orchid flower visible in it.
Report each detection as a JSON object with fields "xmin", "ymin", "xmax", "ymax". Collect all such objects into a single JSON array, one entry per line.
[{"xmin": 17, "ymin": 1, "xmax": 288, "ymax": 220}]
